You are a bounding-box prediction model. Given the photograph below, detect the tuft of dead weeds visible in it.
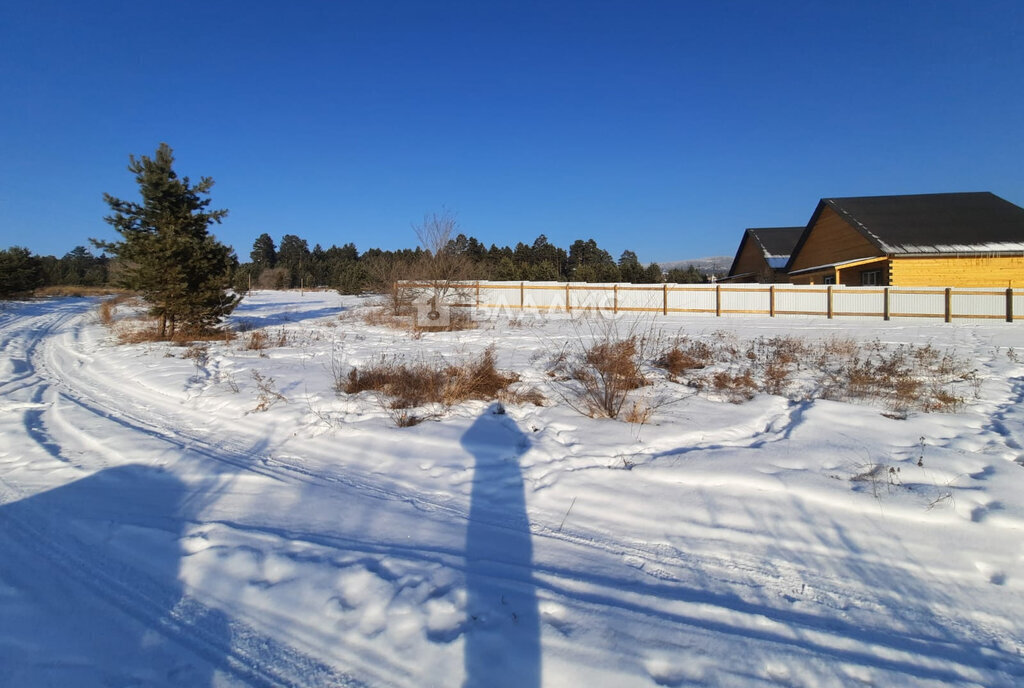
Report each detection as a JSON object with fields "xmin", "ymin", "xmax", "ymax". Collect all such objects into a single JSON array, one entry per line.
[
  {"xmin": 343, "ymin": 346, "xmax": 520, "ymax": 418},
  {"xmin": 654, "ymin": 332, "xmax": 974, "ymax": 414}
]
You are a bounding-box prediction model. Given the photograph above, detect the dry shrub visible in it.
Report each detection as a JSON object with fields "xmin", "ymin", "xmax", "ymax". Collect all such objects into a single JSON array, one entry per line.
[
  {"xmin": 358, "ymin": 300, "xmax": 478, "ymax": 333},
  {"xmin": 413, "ymin": 306, "xmax": 478, "ymax": 333},
  {"xmin": 500, "ymin": 386, "xmax": 546, "ymax": 407},
  {"xmin": 246, "ymin": 330, "xmax": 269, "ymax": 350},
  {"xmin": 818, "ymin": 340, "xmax": 974, "ymax": 415},
  {"xmin": 624, "ymin": 400, "xmax": 653, "ymax": 424},
  {"xmin": 360, "ymin": 306, "xmax": 410, "ymax": 329},
  {"xmin": 250, "ymin": 370, "xmax": 287, "ymax": 412},
  {"xmin": 654, "ymin": 331, "xmax": 973, "ymax": 415},
  {"xmin": 344, "ymin": 347, "xmax": 519, "ymax": 418},
  {"xmin": 747, "ymin": 336, "xmax": 809, "ymax": 396},
  {"xmin": 572, "ymin": 335, "xmax": 649, "ymax": 418},
  {"xmin": 710, "ymin": 369, "xmax": 757, "ymax": 403},
  {"xmin": 550, "ymin": 319, "xmax": 659, "ymax": 420},
  {"xmin": 115, "ymin": 323, "xmax": 164, "ymax": 344},
  {"xmin": 656, "ymin": 338, "xmax": 715, "ymax": 377}
]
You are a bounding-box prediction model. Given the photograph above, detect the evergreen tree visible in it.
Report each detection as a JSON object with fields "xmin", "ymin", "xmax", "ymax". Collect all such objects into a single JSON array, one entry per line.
[
  {"xmin": 250, "ymin": 233, "xmax": 277, "ymax": 269},
  {"xmin": 665, "ymin": 265, "xmax": 706, "ymax": 283},
  {"xmin": 96, "ymin": 143, "xmax": 239, "ymax": 338},
  {"xmin": 277, "ymin": 234, "xmax": 310, "ymax": 288},
  {"xmin": 618, "ymin": 250, "xmax": 643, "ymax": 283},
  {"xmin": 642, "ymin": 262, "xmax": 663, "ymax": 284},
  {"xmin": 0, "ymin": 246, "xmax": 43, "ymax": 296},
  {"xmin": 568, "ymin": 239, "xmax": 618, "ymax": 282}
]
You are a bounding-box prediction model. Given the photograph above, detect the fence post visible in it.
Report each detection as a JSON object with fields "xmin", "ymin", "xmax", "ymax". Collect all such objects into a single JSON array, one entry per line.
[
  {"xmin": 1007, "ymin": 288, "xmax": 1014, "ymax": 323},
  {"xmin": 944, "ymin": 287, "xmax": 952, "ymax": 323},
  {"xmin": 613, "ymin": 284, "xmax": 618, "ymax": 314},
  {"xmin": 883, "ymin": 287, "xmax": 890, "ymax": 321},
  {"xmin": 476, "ymin": 281, "xmax": 481, "ymax": 307},
  {"xmin": 566, "ymin": 282, "xmax": 571, "ymax": 312},
  {"xmin": 715, "ymin": 284, "xmax": 721, "ymax": 317},
  {"xmin": 663, "ymin": 283, "xmax": 668, "ymax": 315},
  {"xmin": 519, "ymin": 282, "xmax": 525, "ymax": 310},
  {"xmin": 826, "ymin": 285, "xmax": 833, "ymax": 319},
  {"xmin": 769, "ymin": 285, "xmax": 775, "ymax": 317}
]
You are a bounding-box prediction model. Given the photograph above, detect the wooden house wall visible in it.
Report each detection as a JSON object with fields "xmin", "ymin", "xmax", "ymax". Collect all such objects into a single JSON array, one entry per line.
[
  {"xmin": 787, "ymin": 206, "xmax": 883, "ymax": 272},
  {"xmin": 890, "ymin": 255, "xmax": 1024, "ymax": 287},
  {"xmin": 730, "ymin": 239, "xmax": 771, "ymax": 282}
]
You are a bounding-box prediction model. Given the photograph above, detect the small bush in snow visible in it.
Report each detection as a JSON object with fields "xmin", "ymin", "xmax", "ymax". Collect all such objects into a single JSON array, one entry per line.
[{"xmin": 343, "ymin": 347, "xmax": 520, "ymax": 424}]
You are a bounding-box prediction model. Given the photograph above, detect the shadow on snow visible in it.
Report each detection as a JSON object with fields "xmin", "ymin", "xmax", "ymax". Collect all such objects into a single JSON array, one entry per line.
[
  {"xmin": 0, "ymin": 465, "xmax": 232, "ymax": 687},
  {"xmin": 461, "ymin": 405, "xmax": 541, "ymax": 688}
]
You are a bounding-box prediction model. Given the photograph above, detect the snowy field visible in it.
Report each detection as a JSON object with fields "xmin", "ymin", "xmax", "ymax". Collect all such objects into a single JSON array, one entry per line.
[{"xmin": 1, "ymin": 290, "xmax": 1022, "ymax": 687}]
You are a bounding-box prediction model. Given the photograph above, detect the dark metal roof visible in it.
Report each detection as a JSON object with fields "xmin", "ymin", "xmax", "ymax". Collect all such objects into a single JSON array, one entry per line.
[
  {"xmin": 748, "ymin": 227, "xmax": 805, "ymax": 263},
  {"xmin": 727, "ymin": 227, "xmax": 803, "ymax": 276},
  {"xmin": 820, "ymin": 192, "xmax": 1024, "ymax": 255}
]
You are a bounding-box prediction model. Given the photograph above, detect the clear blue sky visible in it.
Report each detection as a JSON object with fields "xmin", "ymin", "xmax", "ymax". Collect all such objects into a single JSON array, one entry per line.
[{"xmin": 2, "ymin": 1, "xmax": 1022, "ymax": 264}]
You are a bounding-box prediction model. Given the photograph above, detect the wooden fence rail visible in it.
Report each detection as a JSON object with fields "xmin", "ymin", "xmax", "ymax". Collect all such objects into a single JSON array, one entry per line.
[{"xmin": 397, "ymin": 281, "xmax": 1021, "ymax": 323}]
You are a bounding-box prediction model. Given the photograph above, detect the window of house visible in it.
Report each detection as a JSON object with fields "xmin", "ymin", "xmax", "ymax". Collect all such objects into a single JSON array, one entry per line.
[
  {"xmin": 861, "ymin": 270, "xmax": 881, "ymax": 286},
  {"xmin": 822, "ymin": 275, "xmax": 835, "ymax": 285}
]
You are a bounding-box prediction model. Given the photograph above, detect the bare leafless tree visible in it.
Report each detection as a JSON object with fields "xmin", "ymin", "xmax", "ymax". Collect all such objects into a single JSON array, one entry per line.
[
  {"xmin": 407, "ymin": 209, "xmax": 474, "ymax": 326},
  {"xmin": 364, "ymin": 254, "xmax": 415, "ymax": 315}
]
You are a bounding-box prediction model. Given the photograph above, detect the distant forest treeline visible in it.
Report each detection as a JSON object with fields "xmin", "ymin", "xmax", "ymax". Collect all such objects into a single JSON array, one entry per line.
[{"xmin": 0, "ymin": 233, "xmax": 714, "ymax": 298}]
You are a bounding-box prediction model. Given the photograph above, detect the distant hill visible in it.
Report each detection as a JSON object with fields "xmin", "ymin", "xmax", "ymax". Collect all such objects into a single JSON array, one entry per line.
[{"xmin": 654, "ymin": 256, "xmax": 732, "ymax": 275}]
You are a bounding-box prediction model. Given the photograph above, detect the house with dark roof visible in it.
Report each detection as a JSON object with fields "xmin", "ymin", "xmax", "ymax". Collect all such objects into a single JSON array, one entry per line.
[
  {"xmin": 723, "ymin": 227, "xmax": 804, "ymax": 283},
  {"xmin": 784, "ymin": 192, "xmax": 1024, "ymax": 287}
]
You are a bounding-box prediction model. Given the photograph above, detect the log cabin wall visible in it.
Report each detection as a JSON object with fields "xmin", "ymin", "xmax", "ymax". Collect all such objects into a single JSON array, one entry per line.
[
  {"xmin": 890, "ymin": 255, "xmax": 1024, "ymax": 287},
  {"xmin": 788, "ymin": 206, "xmax": 883, "ymax": 273}
]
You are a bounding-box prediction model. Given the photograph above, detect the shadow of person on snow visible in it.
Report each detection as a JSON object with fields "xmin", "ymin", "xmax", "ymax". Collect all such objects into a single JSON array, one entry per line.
[
  {"xmin": 461, "ymin": 405, "xmax": 541, "ymax": 688},
  {"xmin": 0, "ymin": 464, "xmax": 231, "ymax": 687}
]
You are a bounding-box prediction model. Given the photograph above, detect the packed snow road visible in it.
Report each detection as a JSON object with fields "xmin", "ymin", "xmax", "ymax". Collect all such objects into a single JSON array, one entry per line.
[{"xmin": 1, "ymin": 293, "xmax": 1022, "ymax": 687}]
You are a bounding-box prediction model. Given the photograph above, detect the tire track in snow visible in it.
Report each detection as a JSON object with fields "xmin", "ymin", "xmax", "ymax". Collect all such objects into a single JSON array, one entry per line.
[
  {"xmin": 0, "ymin": 476, "xmax": 365, "ymax": 688},
  {"xmin": 17, "ymin": 302, "xmax": 1023, "ymax": 685},
  {"xmin": 0, "ymin": 301, "xmax": 368, "ymax": 687}
]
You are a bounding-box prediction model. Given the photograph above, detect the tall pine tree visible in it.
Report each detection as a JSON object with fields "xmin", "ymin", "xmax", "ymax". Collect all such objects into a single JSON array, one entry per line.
[{"xmin": 96, "ymin": 143, "xmax": 239, "ymax": 338}]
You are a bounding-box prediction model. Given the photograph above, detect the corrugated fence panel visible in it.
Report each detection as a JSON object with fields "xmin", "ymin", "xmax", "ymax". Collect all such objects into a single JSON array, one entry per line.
[
  {"xmin": 720, "ymin": 287, "xmax": 771, "ymax": 315},
  {"xmin": 523, "ymin": 282, "xmax": 565, "ymax": 310},
  {"xmin": 670, "ymin": 285, "xmax": 717, "ymax": 314},
  {"xmin": 617, "ymin": 285, "xmax": 664, "ymax": 311},
  {"xmin": 889, "ymin": 288, "xmax": 946, "ymax": 319},
  {"xmin": 399, "ymin": 281, "xmax": 1024, "ymax": 322},
  {"xmin": 479, "ymin": 281, "xmax": 520, "ymax": 309},
  {"xmin": 952, "ymin": 289, "xmax": 1006, "ymax": 320},
  {"xmin": 832, "ymin": 288, "xmax": 884, "ymax": 317},
  {"xmin": 774, "ymin": 286, "xmax": 828, "ymax": 316}
]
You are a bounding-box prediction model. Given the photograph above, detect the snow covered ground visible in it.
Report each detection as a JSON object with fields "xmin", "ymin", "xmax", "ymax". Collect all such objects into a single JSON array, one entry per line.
[{"xmin": 1, "ymin": 290, "xmax": 1022, "ymax": 687}]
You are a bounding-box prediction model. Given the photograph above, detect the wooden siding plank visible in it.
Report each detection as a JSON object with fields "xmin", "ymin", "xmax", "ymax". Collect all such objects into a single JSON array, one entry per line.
[{"xmin": 789, "ymin": 206, "xmax": 883, "ymax": 272}]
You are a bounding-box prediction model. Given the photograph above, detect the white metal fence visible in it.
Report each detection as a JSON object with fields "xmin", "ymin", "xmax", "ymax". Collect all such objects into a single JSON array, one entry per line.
[{"xmin": 400, "ymin": 281, "xmax": 1024, "ymax": 323}]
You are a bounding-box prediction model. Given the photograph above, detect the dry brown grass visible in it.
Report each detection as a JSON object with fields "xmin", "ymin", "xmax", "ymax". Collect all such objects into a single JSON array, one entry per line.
[
  {"xmin": 355, "ymin": 304, "xmax": 478, "ymax": 334},
  {"xmin": 499, "ymin": 386, "xmax": 546, "ymax": 407},
  {"xmin": 242, "ymin": 328, "xmax": 288, "ymax": 352},
  {"xmin": 37, "ymin": 285, "xmax": 129, "ymax": 298},
  {"xmin": 710, "ymin": 369, "xmax": 758, "ymax": 403},
  {"xmin": 654, "ymin": 332, "xmax": 974, "ymax": 414},
  {"xmin": 97, "ymin": 294, "xmax": 236, "ymax": 345},
  {"xmin": 623, "ymin": 400, "xmax": 654, "ymax": 424},
  {"xmin": 245, "ymin": 330, "xmax": 269, "ymax": 350},
  {"xmin": 114, "ymin": 321, "xmax": 235, "ymax": 345},
  {"xmin": 96, "ymin": 293, "xmax": 136, "ymax": 327},
  {"xmin": 343, "ymin": 347, "xmax": 519, "ymax": 421}
]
